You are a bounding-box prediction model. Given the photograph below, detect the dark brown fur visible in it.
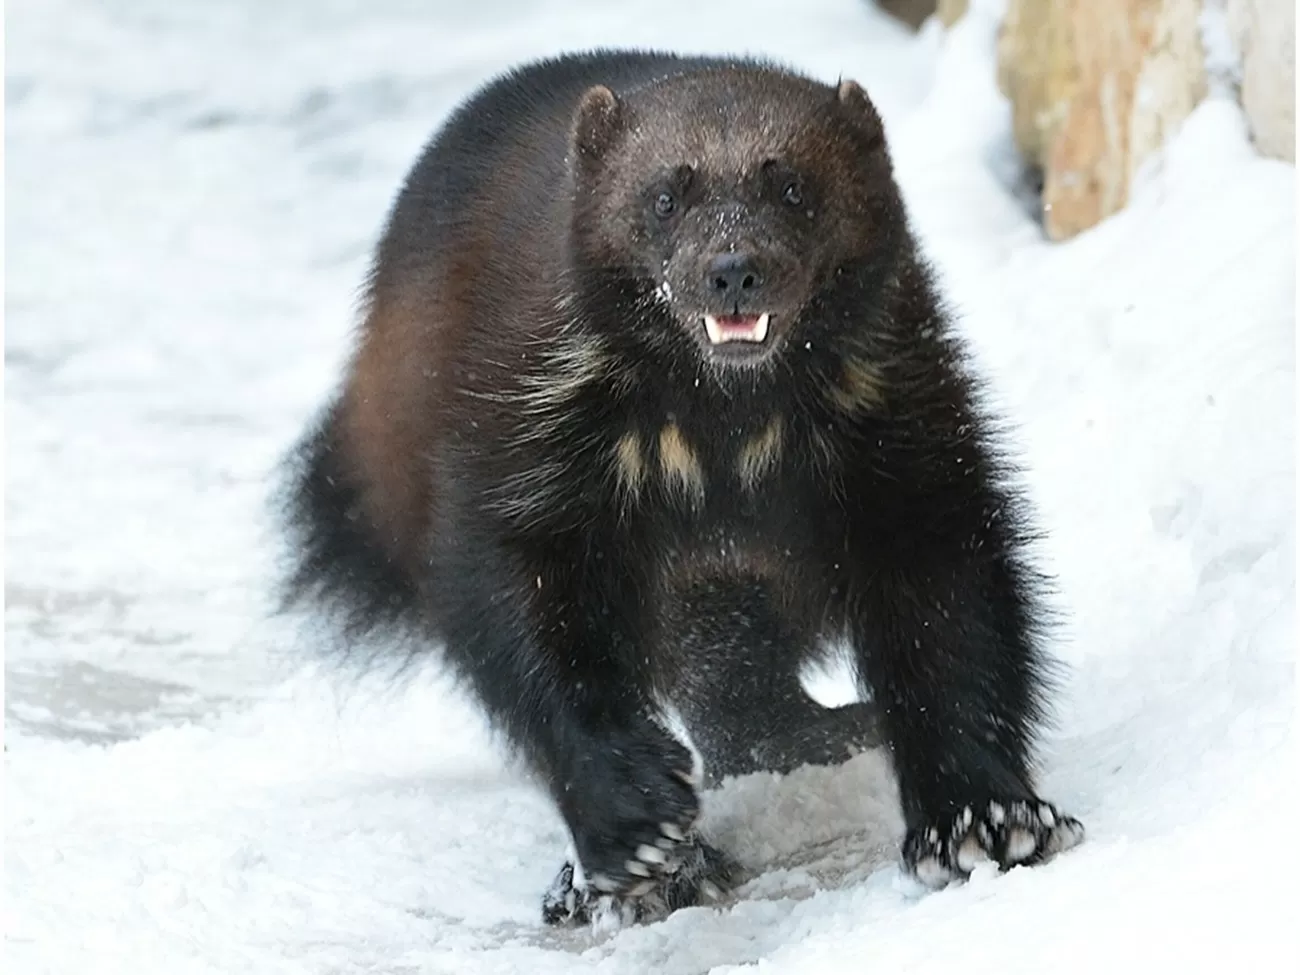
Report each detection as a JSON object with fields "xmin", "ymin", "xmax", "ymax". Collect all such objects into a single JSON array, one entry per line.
[{"xmin": 280, "ymin": 49, "xmax": 1083, "ymax": 924}]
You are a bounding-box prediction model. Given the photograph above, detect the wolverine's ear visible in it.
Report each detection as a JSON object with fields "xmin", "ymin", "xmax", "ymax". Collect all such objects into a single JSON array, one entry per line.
[
  {"xmin": 835, "ymin": 79, "xmax": 887, "ymax": 152},
  {"xmin": 571, "ymin": 85, "xmax": 625, "ymax": 169}
]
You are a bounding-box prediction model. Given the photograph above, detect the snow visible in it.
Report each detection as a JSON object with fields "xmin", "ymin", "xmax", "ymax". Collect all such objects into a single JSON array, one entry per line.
[
  {"xmin": 4, "ymin": 0, "xmax": 1296, "ymax": 971},
  {"xmin": 1198, "ymin": 0, "xmax": 1243, "ymax": 97}
]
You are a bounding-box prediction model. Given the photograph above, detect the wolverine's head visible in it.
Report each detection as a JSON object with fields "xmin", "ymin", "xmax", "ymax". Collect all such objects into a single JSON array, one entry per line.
[{"xmin": 567, "ymin": 64, "xmax": 907, "ymax": 372}]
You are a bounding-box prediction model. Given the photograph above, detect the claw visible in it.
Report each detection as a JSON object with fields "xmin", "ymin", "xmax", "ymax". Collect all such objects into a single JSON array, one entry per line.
[
  {"xmin": 625, "ymin": 859, "xmax": 652, "ymax": 878},
  {"xmin": 590, "ymin": 873, "xmax": 620, "ymax": 893},
  {"xmin": 955, "ymin": 834, "xmax": 989, "ymax": 872},
  {"xmin": 636, "ymin": 843, "xmax": 668, "ymax": 866},
  {"xmin": 673, "ymin": 766, "xmax": 701, "ymax": 787},
  {"xmin": 1005, "ymin": 828, "xmax": 1037, "ymax": 863},
  {"xmin": 913, "ymin": 855, "xmax": 951, "ymax": 889}
]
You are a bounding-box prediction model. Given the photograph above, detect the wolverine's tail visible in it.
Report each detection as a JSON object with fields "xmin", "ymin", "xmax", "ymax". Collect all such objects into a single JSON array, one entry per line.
[{"xmin": 274, "ymin": 400, "xmax": 422, "ymax": 653}]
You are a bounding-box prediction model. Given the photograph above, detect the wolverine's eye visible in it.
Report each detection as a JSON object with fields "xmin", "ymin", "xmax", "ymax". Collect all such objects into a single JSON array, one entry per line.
[
  {"xmin": 781, "ymin": 180, "xmax": 803, "ymax": 207},
  {"xmin": 654, "ymin": 191, "xmax": 676, "ymax": 219}
]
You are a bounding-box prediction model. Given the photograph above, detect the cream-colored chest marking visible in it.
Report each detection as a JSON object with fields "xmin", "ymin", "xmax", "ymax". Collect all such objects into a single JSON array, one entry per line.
[
  {"xmin": 612, "ymin": 431, "xmax": 646, "ymax": 500},
  {"xmin": 658, "ymin": 422, "xmax": 705, "ymax": 505},
  {"xmin": 736, "ymin": 414, "xmax": 786, "ymax": 490},
  {"xmin": 613, "ymin": 413, "xmax": 788, "ymax": 509}
]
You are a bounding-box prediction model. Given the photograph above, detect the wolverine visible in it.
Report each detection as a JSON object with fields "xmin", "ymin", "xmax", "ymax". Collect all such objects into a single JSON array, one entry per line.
[{"xmin": 279, "ymin": 48, "xmax": 1084, "ymax": 925}]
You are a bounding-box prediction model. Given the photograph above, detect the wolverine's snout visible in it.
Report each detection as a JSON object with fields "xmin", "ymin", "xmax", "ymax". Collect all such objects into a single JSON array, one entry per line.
[{"xmin": 704, "ymin": 252, "xmax": 765, "ymax": 310}]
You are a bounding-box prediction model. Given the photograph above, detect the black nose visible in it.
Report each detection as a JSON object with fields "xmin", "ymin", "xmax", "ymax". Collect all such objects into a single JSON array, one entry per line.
[{"xmin": 706, "ymin": 253, "xmax": 763, "ymax": 298}]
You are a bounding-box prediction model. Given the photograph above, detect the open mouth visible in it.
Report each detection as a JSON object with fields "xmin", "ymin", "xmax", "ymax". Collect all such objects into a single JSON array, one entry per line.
[{"xmin": 703, "ymin": 313, "xmax": 771, "ymax": 346}]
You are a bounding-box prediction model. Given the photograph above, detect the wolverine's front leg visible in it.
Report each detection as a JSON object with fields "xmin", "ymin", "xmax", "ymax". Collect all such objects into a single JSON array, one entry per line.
[
  {"xmin": 845, "ymin": 547, "xmax": 1084, "ymax": 887},
  {"xmin": 431, "ymin": 523, "xmax": 700, "ymax": 901}
]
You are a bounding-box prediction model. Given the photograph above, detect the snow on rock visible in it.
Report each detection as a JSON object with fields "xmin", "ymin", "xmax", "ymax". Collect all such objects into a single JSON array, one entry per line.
[{"xmin": 5, "ymin": 0, "xmax": 1294, "ymax": 972}]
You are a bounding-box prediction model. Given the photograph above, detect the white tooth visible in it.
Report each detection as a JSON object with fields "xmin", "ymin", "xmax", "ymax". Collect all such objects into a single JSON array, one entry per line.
[
  {"xmin": 703, "ymin": 315, "xmax": 723, "ymax": 345},
  {"xmin": 703, "ymin": 313, "xmax": 771, "ymax": 344}
]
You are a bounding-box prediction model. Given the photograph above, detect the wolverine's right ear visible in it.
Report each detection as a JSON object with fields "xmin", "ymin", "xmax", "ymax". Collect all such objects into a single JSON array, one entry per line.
[
  {"xmin": 835, "ymin": 79, "xmax": 887, "ymax": 153},
  {"xmin": 570, "ymin": 85, "xmax": 626, "ymax": 171}
]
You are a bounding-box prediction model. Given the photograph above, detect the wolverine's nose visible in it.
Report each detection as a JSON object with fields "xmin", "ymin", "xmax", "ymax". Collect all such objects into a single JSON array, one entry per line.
[{"xmin": 705, "ymin": 253, "xmax": 764, "ymax": 301}]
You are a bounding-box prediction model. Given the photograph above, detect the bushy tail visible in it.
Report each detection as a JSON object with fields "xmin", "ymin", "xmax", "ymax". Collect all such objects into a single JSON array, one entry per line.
[{"xmin": 274, "ymin": 401, "xmax": 422, "ymax": 656}]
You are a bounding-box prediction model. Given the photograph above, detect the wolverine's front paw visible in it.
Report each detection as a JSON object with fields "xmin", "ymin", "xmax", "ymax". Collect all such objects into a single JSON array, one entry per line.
[
  {"xmin": 559, "ymin": 720, "xmax": 701, "ymax": 900},
  {"xmin": 903, "ymin": 798, "xmax": 1085, "ymax": 888},
  {"xmin": 542, "ymin": 837, "xmax": 738, "ymax": 927}
]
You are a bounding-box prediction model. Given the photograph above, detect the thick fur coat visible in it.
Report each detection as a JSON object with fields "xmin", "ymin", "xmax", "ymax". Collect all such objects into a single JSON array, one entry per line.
[{"xmin": 281, "ymin": 49, "xmax": 1084, "ymax": 922}]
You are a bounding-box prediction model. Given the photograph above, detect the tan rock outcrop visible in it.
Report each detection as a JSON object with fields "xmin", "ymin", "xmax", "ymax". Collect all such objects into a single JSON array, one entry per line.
[
  {"xmin": 997, "ymin": 0, "xmax": 1295, "ymax": 239},
  {"xmin": 877, "ymin": 0, "xmax": 937, "ymax": 30},
  {"xmin": 937, "ymin": 0, "xmax": 970, "ymax": 27},
  {"xmin": 997, "ymin": 0, "xmax": 1207, "ymax": 240},
  {"xmin": 1229, "ymin": 0, "xmax": 1296, "ymax": 162},
  {"xmin": 875, "ymin": 0, "xmax": 967, "ymax": 28}
]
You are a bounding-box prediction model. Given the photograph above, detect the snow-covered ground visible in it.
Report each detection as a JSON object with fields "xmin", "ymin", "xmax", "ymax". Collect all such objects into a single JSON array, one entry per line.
[{"xmin": 5, "ymin": 0, "xmax": 1295, "ymax": 971}]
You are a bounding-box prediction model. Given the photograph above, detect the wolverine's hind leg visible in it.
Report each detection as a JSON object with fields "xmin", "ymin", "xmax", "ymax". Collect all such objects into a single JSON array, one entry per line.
[{"xmin": 664, "ymin": 571, "xmax": 884, "ymax": 786}]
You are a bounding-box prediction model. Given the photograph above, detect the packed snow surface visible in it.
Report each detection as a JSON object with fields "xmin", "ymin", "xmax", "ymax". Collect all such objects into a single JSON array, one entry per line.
[{"xmin": 5, "ymin": 0, "xmax": 1296, "ymax": 971}]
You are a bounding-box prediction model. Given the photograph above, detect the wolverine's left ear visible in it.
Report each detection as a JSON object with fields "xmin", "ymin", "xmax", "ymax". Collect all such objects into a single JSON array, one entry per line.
[
  {"xmin": 835, "ymin": 79, "xmax": 887, "ymax": 153},
  {"xmin": 570, "ymin": 85, "xmax": 627, "ymax": 175}
]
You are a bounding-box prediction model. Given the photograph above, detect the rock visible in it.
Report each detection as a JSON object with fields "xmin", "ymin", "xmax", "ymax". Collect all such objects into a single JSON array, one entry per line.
[
  {"xmin": 937, "ymin": 0, "xmax": 969, "ymax": 27},
  {"xmin": 996, "ymin": 0, "xmax": 1079, "ymax": 176},
  {"xmin": 875, "ymin": 0, "xmax": 937, "ymax": 31},
  {"xmin": 1128, "ymin": 1, "xmax": 1208, "ymax": 185},
  {"xmin": 998, "ymin": 0, "xmax": 1208, "ymax": 240},
  {"xmin": 1228, "ymin": 0, "xmax": 1296, "ymax": 162}
]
